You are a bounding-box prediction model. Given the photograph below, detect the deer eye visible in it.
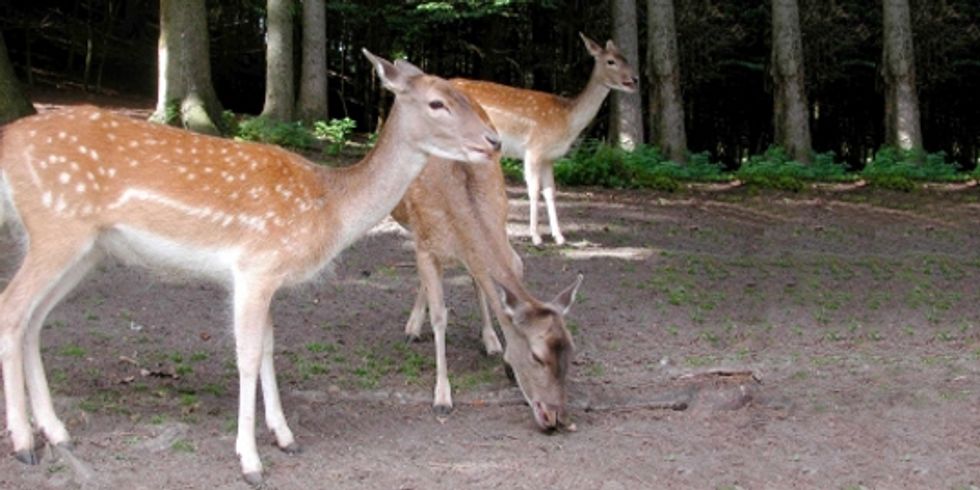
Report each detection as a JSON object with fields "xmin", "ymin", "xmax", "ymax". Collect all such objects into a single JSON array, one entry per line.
[
  {"xmin": 429, "ymin": 100, "xmax": 446, "ymax": 110},
  {"xmin": 606, "ymin": 59, "xmax": 616, "ymax": 66}
]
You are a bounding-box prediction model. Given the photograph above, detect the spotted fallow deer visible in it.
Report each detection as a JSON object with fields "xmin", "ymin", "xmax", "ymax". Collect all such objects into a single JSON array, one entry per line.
[
  {"xmin": 0, "ymin": 50, "xmax": 499, "ymax": 485},
  {"xmin": 391, "ymin": 139, "xmax": 581, "ymax": 430},
  {"xmin": 451, "ymin": 33, "xmax": 639, "ymax": 246}
]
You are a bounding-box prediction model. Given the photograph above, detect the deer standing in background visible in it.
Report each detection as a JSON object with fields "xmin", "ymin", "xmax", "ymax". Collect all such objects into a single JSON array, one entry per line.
[
  {"xmin": 0, "ymin": 50, "xmax": 499, "ymax": 485},
  {"xmin": 452, "ymin": 33, "xmax": 639, "ymax": 246},
  {"xmin": 391, "ymin": 141, "xmax": 582, "ymax": 428}
]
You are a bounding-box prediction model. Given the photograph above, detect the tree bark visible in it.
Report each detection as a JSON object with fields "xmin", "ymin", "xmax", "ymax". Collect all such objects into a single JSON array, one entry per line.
[
  {"xmin": 261, "ymin": 0, "xmax": 295, "ymax": 122},
  {"xmin": 647, "ymin": 0, "xmax": 687, "ymax": 163},
  {"xmin": 151, "ymin": 0, "xmax": 223, "ymax": 135},
  {"xmin": 882, "ymin": 0, "xmax": 922, "ymax": 151},
  {"xmin": 771, "ymin": 0, "xmax": 812, "ymax": 163},
  {"xmin": 295, "ymin": 0, "xmax": 328, "ymax": 123},
  {"xmin": 0, "ymin": 31, "xmax": 36, "ymax": 125},
  {"xmin": 609, "ymin": 0, "xmax": 643, "ymax": 150}
]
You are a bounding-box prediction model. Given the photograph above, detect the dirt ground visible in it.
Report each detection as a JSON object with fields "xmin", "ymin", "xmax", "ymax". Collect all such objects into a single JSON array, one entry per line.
[{"xmin": 2, "ymin": 99, "xmax": 980, "ymax": 489}]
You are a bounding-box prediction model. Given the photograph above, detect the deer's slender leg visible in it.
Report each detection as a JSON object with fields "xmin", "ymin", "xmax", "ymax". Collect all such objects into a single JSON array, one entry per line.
[
  {"xmin": 404, "ymin": 283, "xmax": 428, "ymax": 341},
  {"xmin": 24, "ymin": 247, "xmax": 101, "ymax": 450},
  {"xmin": 1, "ymin": 238, "xmax": 94, "ymax": 464},
  {"xmin": 473, "ymin": 277, "xmax": 502, "ymax": 355},
  {"xmin": 259, "ymin": 315, "xmax": 298, "ymax": 454},
  {"xmin": 539, "ymin": 162, "xmax": 564, "ymax": 245},
  {"xmin": 523, "ymin": 154, "xmax": 544, "ymax": 246},
  {"xmin": 416, "ymin": 250, "xmax": 452, "ymax": 413},
  {"xmin": 232, "ymin": 273, "xmax": 279, "ymax": 485}
]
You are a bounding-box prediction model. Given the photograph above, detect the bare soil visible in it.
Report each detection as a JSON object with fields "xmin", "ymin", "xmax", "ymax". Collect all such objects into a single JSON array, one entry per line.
[{"xmin": 2, "ymin": 99, "xmax": 980, "ymax": 489}]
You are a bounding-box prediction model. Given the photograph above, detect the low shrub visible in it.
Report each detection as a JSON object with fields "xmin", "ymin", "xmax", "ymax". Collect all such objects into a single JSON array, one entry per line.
[
  {"xmin": 861, "ymin": 147, "xmax": 963, "ymax": 191},
  {"xmin": 234, "ymin": 116, "xmax": 315, "ymax": 149}
]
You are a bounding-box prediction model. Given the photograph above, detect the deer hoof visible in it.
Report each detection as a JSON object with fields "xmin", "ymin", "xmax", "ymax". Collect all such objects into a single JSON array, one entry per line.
[
  {"xmin": 242, "ymin": 471, "xmax": 264, "ymax": 487},
  {"xmin": 14, "ymin": 448, "xmax": 39, "ymax": 465},
  {"xmin": 279, "ymin": 442, "xmax": 302, "ymax": 455},
  {"xmin": 432, "ymin": 404, "xmax": 453, "ymax": 416},
  {"xmin": 554, "ymin": 235, "xmax": 566, "ymax": 246}
]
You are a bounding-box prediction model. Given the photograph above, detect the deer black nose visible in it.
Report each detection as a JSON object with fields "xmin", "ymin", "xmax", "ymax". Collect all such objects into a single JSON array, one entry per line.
[
  {"xmin": 486, "ymin": 134, "xmax": 502, "ymax": 152},
  {"xmin": 632, "ymin": 76, "xmax": 639, "ymax": 85}
]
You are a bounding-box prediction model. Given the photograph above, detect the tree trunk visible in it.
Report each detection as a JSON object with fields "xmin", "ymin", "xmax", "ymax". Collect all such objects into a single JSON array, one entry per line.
[
  {"xmin": 0, "ymin": 31, "xmax": 36, "ymax": 125},
  {"xmin": 609, "ymin": 0, "xmax": 643, "ymax": 150},
  {"xmin": 882, "ymin": 0, "xmax": 922, "ymax": 151},
  {"xmin": 295, "ymin": 0, "xmax": 328, "ymax": 124},
  {"xmin": 151, "ymin": 0, "xmax": 223, "ymax": 135},
  {"xmin": 647, "ymin": 0, "xmax": 687, "ymax": 163},
  {"xmin": 771, "ymin": 0, "xmax": 812, "ymax": 163},
  {"xmin": 261, "ymin": 0, "xmax": 295, "ymax": 122}
]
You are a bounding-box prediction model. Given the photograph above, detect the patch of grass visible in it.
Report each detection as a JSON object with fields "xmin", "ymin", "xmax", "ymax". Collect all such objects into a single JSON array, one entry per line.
[
  {"xmin": 306, "ymin": 342, "xmax": 338, "ymax": 354},
  {"xmin": 60, "ymin": 345, "xmax": 86, "ymax": 358},
  {"xmin": 170, "ymin": 439, "xmax": 195, "ymax": 453}
]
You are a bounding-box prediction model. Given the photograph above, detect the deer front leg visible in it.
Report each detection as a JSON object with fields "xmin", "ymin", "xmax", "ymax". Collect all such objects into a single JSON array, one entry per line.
[
  {"xmin": 259, "ymin": 317, "xmax": 299, "ymax": 454},
  {"xmin": 539, "ymin": 162, "xmax": 565, "ymax": 245},
  {"xmin": 404, "ymin": 283, "xmax": 427, "ymax": 342},
  {"xmin": 1, "ymin": 244, "xmax": 93, "ymax": 465},
  {"xmin": 24, "ymin": 250, "xmax": 100, "ymax": 451},
  {"xmin": 524, "ymin": 155, "xmax": 544, "ymax": 246},
  {"xmin": 232, "ymin": 276, "xmax": 279, "ymax": 486},
  {"xmin": 415, "ymin": 251, "xmax": 453, "ymax": 414},
  {"xmin": 473, "ymin": 277, "xmax": 502, "ymax": 355}
]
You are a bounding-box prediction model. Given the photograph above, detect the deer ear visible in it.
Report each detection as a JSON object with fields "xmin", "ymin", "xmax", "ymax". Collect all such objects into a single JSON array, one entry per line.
[
  {"xmin": 362, "ymin": 49, "xmax": 415, "ymax": 94},
  {"xmin": 604, "ymin": 40, "xmax": 618, "ymax": 52},
  {"xmin": 394, "ymin": 59, "xmax": 425, "ymax": 79},
  {"xmin": 579, "ymin": 32, "xmax": 603, "ymax": 57},
  {"xmin": 551, "ymin": 274, "xmax": 583, "ymax": 316},
  {"xmin": 493, "ymin": 278, "xmax": 526, "ymax": 324}
]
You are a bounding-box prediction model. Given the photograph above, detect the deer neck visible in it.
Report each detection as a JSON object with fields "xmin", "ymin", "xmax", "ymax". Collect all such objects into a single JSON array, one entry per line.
[
  {"xmin": 325, "ymin": 104, "xmax": 428, "ymax": 247},
  {"xmin": 568, "ymin": 65, "xmax": 612, "ymax": 137}
]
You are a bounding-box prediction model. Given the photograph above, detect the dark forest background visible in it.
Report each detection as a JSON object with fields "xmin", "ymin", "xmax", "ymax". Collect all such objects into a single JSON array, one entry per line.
[{"xmin": 1, "ymin": 0, "xmax": 978, "ymax": 169}]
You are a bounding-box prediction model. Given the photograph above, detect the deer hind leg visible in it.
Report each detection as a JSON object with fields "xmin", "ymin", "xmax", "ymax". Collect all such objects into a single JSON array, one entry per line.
[
  {"xmin": 259, "ymin": 314, "xmax": 299, "ymax": 454},
  {"xmin": 539, "ymin": 162, "xmax": 565, "ymax": 245},
  {"xmin": 24, "ymin": 247, "xmax": 101, "ymax": 451},
  {"xmin": 523, "ymin": 155, "xmax": 544, "ymax": 246},
  {"xmin": 415, "ymin": 250, "xmax": 452, "ymax": 414},
  {"xmin": 1, "ymin": 239, "xmax": 96, "ymax": 464},
  {"xmin": 472, "ymin": 277, "xmax": 502, "ymax": 356},
  {"xmin": 403, "ymin": 282, "xmax": 427, "ymax": 341},
  {"xmin": 231, "ymin": 274, "xmax": 279, "ymax": 485}
]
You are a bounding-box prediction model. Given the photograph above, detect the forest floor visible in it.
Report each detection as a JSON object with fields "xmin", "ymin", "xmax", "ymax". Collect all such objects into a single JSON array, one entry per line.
[{"xmin": 1, "ymin": 97, "xmax": 979, "ymax": 489}]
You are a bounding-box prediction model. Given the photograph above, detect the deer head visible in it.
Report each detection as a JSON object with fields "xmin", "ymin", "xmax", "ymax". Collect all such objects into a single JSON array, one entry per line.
[
  {"xmin": 580, "ymin": 33, "xmax": 639, "ymax": 93},
  {"xmin": 362, "ymin": 50, "xmax": 501, "ymax": 164},
  {"xmin": 495, "ymin": 275, "xmax": 583, "ymax": 431}
]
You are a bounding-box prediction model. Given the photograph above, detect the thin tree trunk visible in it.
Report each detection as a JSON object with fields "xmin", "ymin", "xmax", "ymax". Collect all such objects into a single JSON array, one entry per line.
[
  {"xmin": 261, "ymin": 0, "xmax": 295, "ymax": 122},
  {"xmin": 771, "ymin": 0, "xmax": 812, "ymax": 163},
  {"xmin": 295, "ymin": 0, "xmax": 328, "ymax": 123},
  {"xmin": 0, "ymin": 31, "xmax": 36, "ymax": 124},
  {"xmin": 882, "ymin": 0, "xmax": 922, "ymax": 151},
  {"xmin": 647, "ymin": 0, "xmax": 687, "ymax": 163},
  {"xmin": 151, "ymin": 0, "xmax": 224, "ymax": 135},
  {"xmin": 609, "ymin": 0, "xmax": 643, "ymax": 150}
]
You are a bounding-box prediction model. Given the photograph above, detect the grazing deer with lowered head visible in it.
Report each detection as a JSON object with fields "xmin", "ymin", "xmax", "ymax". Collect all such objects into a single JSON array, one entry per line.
[
  {"xmin": 0, "ymin": 50, "xmax": 499, "ymax": 485},
  {"xmin": 452, "ymin": 33, "xmax": 638, "ymax": 246},
  {"xmin": 391, "ymin": 133, "xmax": 581, "ymax": 430}
]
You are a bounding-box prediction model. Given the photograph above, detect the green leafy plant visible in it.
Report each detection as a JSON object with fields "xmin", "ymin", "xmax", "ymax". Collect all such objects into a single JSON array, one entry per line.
[
  {"xmin": 234, "ymin": 116, "xmax": 315, "ymax": 149},
  {"xmin": 313, "ymin": 117, "xmax": 358, "ymax": 155},
  {"xmin": 552, "ymin": 141, "xmax": 726, "ymax": 191},
  {"xmin": 861, "ymin": 147, "xmax": 963, "ymax": 191},
  {"xmin": 735, "ymin": 146, "xmax": 850, "ymax": 191},
  {"xmin": 500, "ymin": 157, "xmax": 524, "ymax": 181}
]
